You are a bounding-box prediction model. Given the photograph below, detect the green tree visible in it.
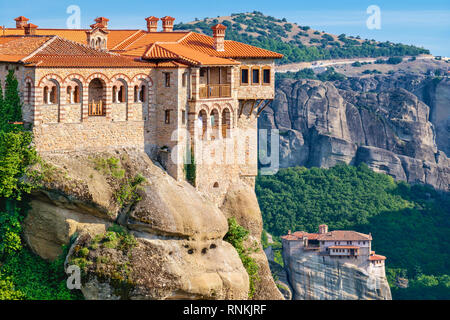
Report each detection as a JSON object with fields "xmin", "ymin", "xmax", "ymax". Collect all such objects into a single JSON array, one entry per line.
[{"xmin": 0, "ymin": 70, "xmax": 23, "ymax": 132}]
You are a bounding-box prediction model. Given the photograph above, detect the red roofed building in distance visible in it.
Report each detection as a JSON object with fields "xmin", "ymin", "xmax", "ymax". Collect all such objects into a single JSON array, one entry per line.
[
  {"xmin": 0, "ymin": 15, "xmax": 283, "ymax": 202},
  {"xmin": 282, "ymin": 224, "xmax": 387, "ymax": 270}
]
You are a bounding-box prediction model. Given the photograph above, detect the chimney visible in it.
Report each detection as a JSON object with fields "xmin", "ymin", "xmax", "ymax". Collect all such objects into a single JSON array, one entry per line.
[
  {"xmin": 211, "ymin": 24, "xmax": 226, "ymax": 51},
  {"xmin": 160, "ymin": 16, "xmax": 175, "ymax": 32},
  {"xmin": 145, "ymin": 16, "xmax": 159, "ymax": 32},
  {"xmin": 288, "ymin": 230, "xmax": 291, "ymax": 235},
  {"xmin": 318, "ymin": 224, "xmax": 328, "ymax": 234},
  {"xmin": 24, "ymin": 23, "xmax": 38, "ymax": 35},
  {"xmin": 94, "ymin": 17, "xmax": 109, "ymax": 28},
  {"xmin": 14, "ymin": 16, "xmax": 29, "ymax": 29}
]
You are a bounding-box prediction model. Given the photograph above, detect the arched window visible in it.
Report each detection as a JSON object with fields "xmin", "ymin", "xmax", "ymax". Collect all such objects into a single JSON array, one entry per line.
[
  {"xmin": 88, "ymin": 78, "xmax": 106, "ymax": 116},
  {"xmin": 134, "ymin": 86, "xmax": 138, "ymax": 102},
  {"xmin": 26, "ymin": 82, "xmax": 32, "ymax": 104},
  {"xmin": 112, "ymin": 86, "xmax": 117, "ymax": 103},
  {"xmin": 43, "ymin": 86, "xmax": 49, "ymax": 104},
  {"xmin": 118, "ymin": 85, "xmax": 124, "ymax": 103},
  {"xmin": 222, "ymin": 108, "xmax": 231, "ymax": 138},
  {"xmin": 198, "ymin": 110, "xmax": 207, "ymax": 140},
  {"xmin": 74, "ymin": 85, "xmax": 80, "ymax": 103},
  {"xmin": 66, "ymin": 86, "xmax": 72, "ymax": 104},
  {"xmin": 96, "ymin": 38, "xmax": 101, "ymax": 49},
  {"xmin": 50, "ymin": 86, "xmax": 57, "ymax": 104},
  {"xmin": 210, "ymin": 109, "xmax": 219, "ymax": 140},
  {"xmin": 139, "ymin": 85, "xmax": 146, "ymax": 102}
]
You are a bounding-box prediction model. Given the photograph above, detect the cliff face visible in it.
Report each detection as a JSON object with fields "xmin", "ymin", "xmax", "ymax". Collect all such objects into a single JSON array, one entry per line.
[
  {"xmin": 259, "ymin": 76, "xmax": 450, "ymax": 190},
  {"xmin": 23, "ymin": 148, "xmax": 282, "ymax": 300},
  {"xmin": 283, "ymin": 250, "xmax": 392, "ymax": 300}
]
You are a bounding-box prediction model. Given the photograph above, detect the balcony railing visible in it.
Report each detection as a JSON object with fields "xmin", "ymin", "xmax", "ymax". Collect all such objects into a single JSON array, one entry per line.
[
  {"xmin": 199, "ymin": 84, "xmax": 231, "ymax": 99},
  {"xmin": 88, "ymin": 101, "xmax": 106, "ymax": 116}
]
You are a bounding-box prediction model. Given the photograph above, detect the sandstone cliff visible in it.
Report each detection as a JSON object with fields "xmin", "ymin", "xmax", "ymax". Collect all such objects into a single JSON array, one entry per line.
[
  {"xmin": 259, "ymin": 75, "xmax": 450, "ymax": 190},
  {"xmin": 23, "ymin": 148, "xmax": 282, "ymax": 300},
  {"xmin": 283, "ymin": 250, "xmax": 392, "ymax": 300}
]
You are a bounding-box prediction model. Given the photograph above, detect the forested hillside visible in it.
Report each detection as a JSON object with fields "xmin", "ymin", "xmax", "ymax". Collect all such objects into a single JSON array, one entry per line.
[
  {"xmin": 174, "ymin": 11, "xmax": 430, "ymax": 64},
  {"xmin": 256, "ymin": 164, "xmax": 450, "ymax": 299}
]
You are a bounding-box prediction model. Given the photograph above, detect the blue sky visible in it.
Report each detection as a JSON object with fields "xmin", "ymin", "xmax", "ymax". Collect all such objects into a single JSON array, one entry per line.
[{"xmin": 1, "ymin": 0, "xmax": 449, "ymax": 56}]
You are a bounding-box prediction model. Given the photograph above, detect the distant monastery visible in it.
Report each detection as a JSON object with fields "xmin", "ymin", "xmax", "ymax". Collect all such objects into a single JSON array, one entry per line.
[{"xmin": 282, "ymin": 224, "xmax": 386, "ymax": 271}]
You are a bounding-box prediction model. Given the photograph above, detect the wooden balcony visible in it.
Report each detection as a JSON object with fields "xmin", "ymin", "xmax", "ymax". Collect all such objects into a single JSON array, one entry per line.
[
  {"xmin": 199, "ymin": 84, "xmax": 231, "ymax": 99},
  {"xmin": 88, "ymin": 101, "xmax": 106, "ymax": 116}
]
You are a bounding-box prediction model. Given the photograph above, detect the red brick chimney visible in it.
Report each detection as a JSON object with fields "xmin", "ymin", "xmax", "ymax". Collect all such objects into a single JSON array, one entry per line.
[
  {"xmin": 14, "ymin": 16, "xmax": 29, "ymax": 29},
  {"xmin": 24, "ymin": 23, "xmax": 38, "ymax": 35},
  {"xmin": 211, "ymin": 23, "xmax": 226, "ymax": 51},
  {"xmin": 161, "ymin": 16, "xmax": 175, "ymax": 32},
  {"xmin": 145, "ymin": 16, "xmax": 159, "ymax": 32},
  {"xmin": 94, "ymin": 17, "xmax": 109, "ymax": 28}
]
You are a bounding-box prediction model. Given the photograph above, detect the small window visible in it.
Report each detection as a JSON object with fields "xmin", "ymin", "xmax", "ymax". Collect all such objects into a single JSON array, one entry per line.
[
  {"xmin": 66, "ymin": 86, "xmax": 72, "ymax": 104},
  {"xmin": 165, "ymin": 110, "xmax": 171, "ymax": 124},
  {"xmin": 140, "ymin": 85, "xmax": 146, "ymax": 102},
  {"xmin": 118, "ymin": 86, "xmax": 124, "ymax": 103},
  {"xmin": 50, "ymin": 86, "xmax": 57, "ymax": 104},
  {"xmin": 263, "ymin": 68, "xmax": 271, "ymax": 84},
  {"xmin": 240, "ymin": 68, "xmax": 249, "ymax": 85},
  {"xmin": 182, "ymin": 72, "xmax": 187, "ymax": 87},
  {"xmin": 182, "ymin": 109, "xmax": 186, "ymax": 125},
  {"xmin": 134, "ymin": 86, "xmax": 138, "ymax": 102},
  {"xmin": 112, "ymin": 86, "xmax": 117, "ymax": 103},
  {"xmin": 75, "ymin": 86, "xmax": 80, "ymax": 103},
  {"xmin": 26, "ymin": 83, "xmax": 32, "ymax": 104},
  {"xmin": 43, "ymin": 86, "xmax": 49, "ymax": 104},
  {"xmin": 164, "ymin": 73, "xmax": 171, "ymax": 87},
  {"xmin": 252, "ymin": 68, "xmax": 260, "ymax": 84}
]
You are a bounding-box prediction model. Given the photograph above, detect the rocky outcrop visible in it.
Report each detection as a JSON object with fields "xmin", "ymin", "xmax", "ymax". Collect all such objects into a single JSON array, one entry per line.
[
  {"xmin": 220, "ymin": 179, "xmax": 284, "ymax": 300},
  {"xmin": 283, "ymin": 250, "xmax": 392, "ymax": 300},
  {"xmin": 22, "ymin": 148, "xmax": 281, "ymax": 300},
  {"xmin": 260, "ymin": 76, "xmax": 449, "ymax": 190}
]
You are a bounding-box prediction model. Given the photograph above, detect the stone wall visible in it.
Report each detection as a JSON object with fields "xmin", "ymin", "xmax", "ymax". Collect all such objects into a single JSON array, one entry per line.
[
  {"xmin": 234, "ymin": 59, "xmax": 276, "ymax": 100},
  {"xmin": 33, "ymin": 121, "xmax": 145, "ymax": 152},
  {"xmin": 1, "ymin": 59, "xmax": 277, "ymax": 193}
]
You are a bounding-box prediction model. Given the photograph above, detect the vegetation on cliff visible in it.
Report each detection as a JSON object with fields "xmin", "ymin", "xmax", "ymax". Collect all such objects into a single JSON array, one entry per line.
[
  {"xmin": 174, "ymin": 12, "xmax": 430, "ymax": 64},
  {"xmin": 224, "ymin": 218, "xmax": 260, "ymax": 298},
  {"xmin": 0, "ymin": 71, "xmax": 81, "ymax": 300},
  {"xmin": 256, "ymin": 164, "xmax": 450, "ymax": 299}
]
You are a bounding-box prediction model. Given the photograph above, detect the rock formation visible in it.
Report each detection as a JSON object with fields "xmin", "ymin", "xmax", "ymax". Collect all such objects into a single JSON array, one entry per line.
[
  {"xmin": 259, "ymin": 76, "xmax": 450, "ymax": 190},
  {"xmin": 283, "ymin": 250, "xmax": 392, "ymax": 300},
  {"xmin": 23, "ymin": 148, "xmax": 282, "ymax": 300}
]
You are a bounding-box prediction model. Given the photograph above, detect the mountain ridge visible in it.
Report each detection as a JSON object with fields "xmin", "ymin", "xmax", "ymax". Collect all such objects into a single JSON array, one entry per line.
[{"xmin": 174, "ymin": 12, "xmax": 430, "ymax": 64}]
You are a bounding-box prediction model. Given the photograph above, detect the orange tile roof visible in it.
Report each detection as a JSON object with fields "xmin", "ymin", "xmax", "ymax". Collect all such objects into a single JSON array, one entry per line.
[
  {"xmin": 150, "ymin": 43, "xmax": 239, "ymax": 66},
  {"xmin": 144, "ymin": 43, "xmax": 179, "ymax": 59},
  {"xmin": 1, "ymin": 21, "xmax": 283, "ymax": 67},
  {"xmin": 283, "ymin": 230, "xmax": 372, "ymax": 241},
  {"xmin": 0, "ymin": 36, "xmax": 53, "ymax": 61},
  {"xmin": 14, "ymin": 16, "xmax": 29, "ymax": 22},
  {"xmin": 3, "ymin": 28, "xmax": 141, "ymax": 51},
  {"xmin": 281, "ymin": 234, "xmax": 300, "ymax": 241},
  {"xmin": 0, "ymin": 35, "xmax": 185, "ymax": 68},
  {"xmin": 24, "ymin": 55, "xmax": 157, "ymax": 68},
  {"xmin": 317, "ymin": 230, "xmax": 372, "ymax": 241},
  {"xmin": 369, "ymin": 254, "xmax": 386, "ymax": 261},
  {"xmin": 145, "ymin": 16, "xmax": 159, "ymax": 22},
  {"xmin": 180, "ymin": 32, "xmax": 283, "ymax": 59},
  {"xmin": 0, "ymin": 54, "xmax": 27, "ymax": 62}
]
